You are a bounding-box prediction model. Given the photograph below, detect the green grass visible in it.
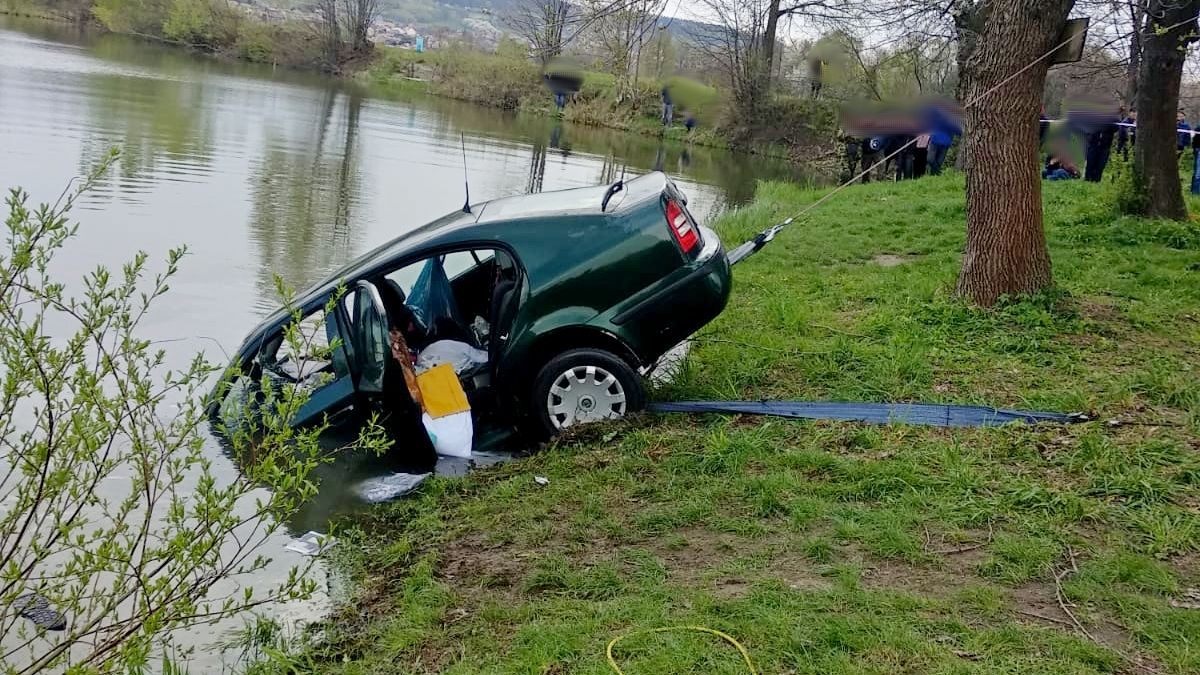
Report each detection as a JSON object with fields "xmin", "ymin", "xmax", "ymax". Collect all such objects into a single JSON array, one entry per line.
[{"xmin": 265, "ymin": 173, "xmax": 1200, "ymax": 674}]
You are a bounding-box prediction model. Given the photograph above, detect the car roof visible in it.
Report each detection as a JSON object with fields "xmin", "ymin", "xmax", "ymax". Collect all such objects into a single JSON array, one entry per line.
[
  {"xmin": 238, "ymin": 172, "xmax": 670, "ymax": 354},
  {"xmin": 332, "ymin": 171, "xmax": 666, "ymax": 282},
  {"xmin": 473, "ymin": 183, "xmax": 615, "ymax": 222}
]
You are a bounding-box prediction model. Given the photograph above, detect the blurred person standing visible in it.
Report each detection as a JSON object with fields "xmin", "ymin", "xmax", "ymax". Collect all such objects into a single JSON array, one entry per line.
[
  {"xmin": 914, "ymin": 133, "xmax": 931, "ymax": 177},
  {"xmin": 1177, "ymin": 110, "xmax": 1191, "ymax": 154},
  {"xmin": 1117, "ymin": 107, "xmax": 1135, "ymax": 159},
  {"xmin": 1083, "ymin": 117, "xmax": 1117, "ymax": 182}
]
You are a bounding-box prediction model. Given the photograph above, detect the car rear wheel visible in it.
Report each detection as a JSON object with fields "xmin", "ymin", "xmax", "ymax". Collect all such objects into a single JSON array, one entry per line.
[{"xmin": 531, "ymin": 348, "xmax": 644, "ymax": 435}]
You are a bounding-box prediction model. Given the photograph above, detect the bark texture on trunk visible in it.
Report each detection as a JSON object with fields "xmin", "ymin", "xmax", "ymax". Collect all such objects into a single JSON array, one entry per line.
[
  {"xmin": 1125, "ymin": 1, "xmax": 1144, "ymax": 106},
  {"xmin": 761, "ymin": 0, "xmax": 781, "ymax": 95},
  {"xmin": 1133, "ymin": 0, "xmax": 1199, "ymax": 221},
  {"xmin": 956, "ymin": 0, "xmax": 1073, "ymax": 306},
  {"xmin": 952, "ymin": 0, "xmax": 985, "ymax": 171}
]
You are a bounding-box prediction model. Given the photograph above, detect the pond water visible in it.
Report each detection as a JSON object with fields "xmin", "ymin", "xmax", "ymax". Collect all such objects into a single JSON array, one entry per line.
[{"xmin": 0, "ymin": 14, "xmax": 817, "ymax": 664}]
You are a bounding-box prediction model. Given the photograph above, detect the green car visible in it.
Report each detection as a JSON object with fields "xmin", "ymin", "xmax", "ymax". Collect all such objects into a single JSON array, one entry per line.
[{"xmin": 215, "ymin": 172, "xmax": 732, "ymax": 447}]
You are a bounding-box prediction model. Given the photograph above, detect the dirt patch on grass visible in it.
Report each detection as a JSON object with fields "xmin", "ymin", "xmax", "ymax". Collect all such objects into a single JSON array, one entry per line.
[
  {"xmin": 870, "ymin": 253, "xmax": 919, "ymax": 267},
  {"xmin": 771, "ymin": 556, "xmax": 837, "ymax": 591},
  {"xmin": 1008, "ymin": 580, "xmax": 1138, "ymax": 658},
  {"xmin": 1008, "ymin": 580, "xmax": 1075, "ymax": 627},
  {"xmin": 860, "ymin": 557, "xmax": 977, "ymax": 597},
  {"xmin": 711, "ymin": 577, "xmax": 754, "ymax": 598},
  {"xmin": 1171, "ymin": 552, "xmax": 1200, "ymax": 583},
  {"xmin": 651, "ymin": 527, "xmax": 750, "ymax": 585},
  {"xmin": 439, "ymin": 532, "xmax": 533, "ymax": 591},
  {"xmin": 1077, "ymin": 299, "xmax": 1122, "ymax": 324}
]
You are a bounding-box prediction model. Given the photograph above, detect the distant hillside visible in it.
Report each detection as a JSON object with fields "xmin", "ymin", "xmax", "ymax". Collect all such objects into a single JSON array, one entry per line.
[{"xmin": 369, "ymin": 0, "xmax": 713, "ymax": 40}]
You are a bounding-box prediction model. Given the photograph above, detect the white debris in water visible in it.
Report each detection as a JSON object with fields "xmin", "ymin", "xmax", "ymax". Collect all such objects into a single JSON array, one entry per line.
[
  {"xmin": 354, "ymin": 472, "xmax": 431, "ymax": 503},
  {"xmin": 286, "ymin": 531, "xmax": 336, "ymax": 556}
]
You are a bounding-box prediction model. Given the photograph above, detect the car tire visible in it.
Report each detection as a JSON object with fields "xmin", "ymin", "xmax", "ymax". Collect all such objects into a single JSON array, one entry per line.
[{"xmin": 530, "ymin": 348, "xmax": 644, "ymax": 436}]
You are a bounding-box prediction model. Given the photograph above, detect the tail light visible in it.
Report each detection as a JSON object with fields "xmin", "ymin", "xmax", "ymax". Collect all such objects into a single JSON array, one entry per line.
[{"xmin": 665, "ymin": 199, "xmax": 699, "ymax": 254}]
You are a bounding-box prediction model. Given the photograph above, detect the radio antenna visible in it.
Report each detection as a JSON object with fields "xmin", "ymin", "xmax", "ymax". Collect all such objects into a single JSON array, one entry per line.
[{"xmin": 460, "ymin": 132, "xmax": 471, "ymax": 214}]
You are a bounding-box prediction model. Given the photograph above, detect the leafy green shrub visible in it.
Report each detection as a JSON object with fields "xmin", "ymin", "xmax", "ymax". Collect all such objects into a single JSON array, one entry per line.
[
  {"xmin": 1115, "ymin": 158, "xmax": 1150, "ymax": 215},
  {"xmin": 720, "ymin": 95, "xmax": 838, "ymax": 153},
  {"xmin": 426, "ymin": 45, "xmax": 541, "ymax": 109},
  {"xmin": 162, "ymin": 0, "xmax": 239, "ymax": 49},
  {"xmin": 94, "ymin": 0, "xmax": 173, "ymax": 35},
  {"xmin": 230, "ymin": 20, "xmax": 324, "ymax": 69},
  {"xmin": 233, "ymin": 20, "xmax": 275, "ymax": 64},
  {"xmin": 0, "ymin": 155, "xmax": 388, "ymax": 671}
]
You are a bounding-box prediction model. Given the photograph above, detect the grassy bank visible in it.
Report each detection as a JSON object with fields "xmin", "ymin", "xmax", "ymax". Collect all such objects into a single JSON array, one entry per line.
[
  {"xmin": 363, "ymin": 46, "xmax": 839, "ymax": 159},
  {"xmin": 2, "ymin": 0, "xmax": 338, "ymax": 70},
  {"xmin": 267, "ymin": 174, "xmax": 1199, "ymax": 674}
]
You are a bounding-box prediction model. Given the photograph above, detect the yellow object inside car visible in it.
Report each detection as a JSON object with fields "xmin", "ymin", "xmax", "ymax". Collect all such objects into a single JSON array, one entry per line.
[{"xmin": 416, "ymin": 364, "xmax": 470, "ymax": 419}]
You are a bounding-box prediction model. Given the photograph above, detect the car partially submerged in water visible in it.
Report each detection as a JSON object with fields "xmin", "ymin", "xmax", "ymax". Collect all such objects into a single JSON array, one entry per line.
[{"xmin": 214, "ymin": 172, "xmax": 732, "ymax": 451}]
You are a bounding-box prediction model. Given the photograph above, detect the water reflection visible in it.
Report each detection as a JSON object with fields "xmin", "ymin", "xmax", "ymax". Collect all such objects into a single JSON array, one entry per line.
[
  {"xmin": 79, "ymin": 72, "xmax": 215, "ymax": 204},
  {"xmin": 527, "ymin": 130, "xmax": 547, "ymax": 194},
  {"xmin": 248, "ymin": 90, "xmax": 365, "ymax": 304}
]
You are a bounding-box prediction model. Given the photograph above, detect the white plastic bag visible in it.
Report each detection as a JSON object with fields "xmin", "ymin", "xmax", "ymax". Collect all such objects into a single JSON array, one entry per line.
[
  {"xmin": 286, "ymin": 531, "xmax": 335, "ymax": 556},
  {"xmin": 421, "ymin": 411, "xmax": 473, "ymax": 458},
  {"xmin": 354, "ymin": 472, "xmax": 431, "ymax": 503},
  {"xmin": 415, "ymin": 340, "xmax": 488, "ymax": 375}
]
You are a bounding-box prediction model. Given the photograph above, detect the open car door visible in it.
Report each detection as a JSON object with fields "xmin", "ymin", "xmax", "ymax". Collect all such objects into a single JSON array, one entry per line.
[
  {"xmin": 349, "ymin": 279, "xmax": 389, "ymax": 394},
  {"xmin": 288, "ymin": 299, "xmax": 358, "ymax": 428},
  {"xmin": 287, "ymin": 281, "xmax": 388, "ymax": 427}
]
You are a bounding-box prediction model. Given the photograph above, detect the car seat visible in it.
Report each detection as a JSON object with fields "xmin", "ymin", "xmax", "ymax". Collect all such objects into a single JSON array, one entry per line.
[
  {"xmin": 488, "ymin": 254, "xmax": 520, "ymax": 367},
  {"xmin": 377, "ymin": 277, "xmax": 429, "ymax": 350}
]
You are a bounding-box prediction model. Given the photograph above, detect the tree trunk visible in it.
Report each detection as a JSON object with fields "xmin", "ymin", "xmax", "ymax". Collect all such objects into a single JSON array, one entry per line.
[
  {"xmin": 956, "ymin": 0, "xmax": 1074, "ymax": 306},
  {"xmin": 952, "ymin": 0, "xmax": 985, "ymax": 171},
  {"xmin": 952, "ymin": 0, "xmax": 985, "ymax": 103},
  {"xmin": 761, "ymin": 0, "xmax": 781, "ymax": 95},
  {"xmin": 1124, "ymin": 0, "xmax": 1144, "ymax": 106},
  {"xmin": 1132, "ymin": 0, "xmax": 1198, "ymax": 221}
]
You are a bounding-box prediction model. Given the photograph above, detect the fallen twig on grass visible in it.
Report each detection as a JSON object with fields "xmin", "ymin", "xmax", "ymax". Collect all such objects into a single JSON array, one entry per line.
[
  {"xmin": 1054, "ymin": 546, "xmax": 1095, "ymax": 642},
  {"xmin": 1016, "ymin": 609, "xmax": 1075, "ymax": 628},
  {"xmin": 1052, "ymin": 546, "xmax": 1164, "ymax": 675},
  {"xmin": 934, "ymin": 540, "xmax": 989, "ymax": 555}
]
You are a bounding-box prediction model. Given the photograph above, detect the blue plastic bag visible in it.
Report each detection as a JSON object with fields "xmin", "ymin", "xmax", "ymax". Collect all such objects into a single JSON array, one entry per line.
[{"xmin": 409, "ymin": 257, "xmax": 462, "ymax": 330}]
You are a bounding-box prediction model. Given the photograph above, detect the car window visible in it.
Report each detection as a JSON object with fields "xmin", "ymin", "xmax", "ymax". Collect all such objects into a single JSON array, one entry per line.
[
  {"xmin": 384, "ymin": 263, "xmax": 422, "ymax": 298},
  {"xmin": 263, "ymin": 308, "xmax": 344, "ymax": 392},
  {"xmin": 441, "ymin": 250, "xmax": 477, "ymax": 280},
  {"xmin": 383, "ymin": 249, "xmax": 496, "ymax": 297},
  {"xmin": 295, "ymin": 310, "xmax": 331, "ymax": 353}
]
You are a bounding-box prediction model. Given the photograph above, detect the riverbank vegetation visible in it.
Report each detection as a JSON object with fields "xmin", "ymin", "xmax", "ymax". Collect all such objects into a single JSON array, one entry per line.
[
  {"xmin": 1, "ymin": 0, "xmax": 367, "ymax": 70},
  {"xmin": 244, "ymin": 172, "xmax": 1200, "ymax": 674},
  {"xmin": 363, "ymin": 43, "xmax": 839, "ymax": 155}
]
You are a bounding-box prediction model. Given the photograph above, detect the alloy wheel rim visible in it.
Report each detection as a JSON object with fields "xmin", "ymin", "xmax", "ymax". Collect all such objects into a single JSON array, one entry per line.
[{"xmin": 546, "ymin": 365, "xmax": 627, "ymax": 430}]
